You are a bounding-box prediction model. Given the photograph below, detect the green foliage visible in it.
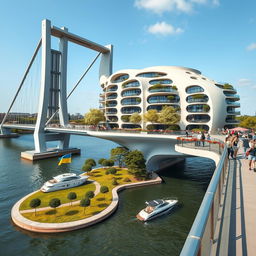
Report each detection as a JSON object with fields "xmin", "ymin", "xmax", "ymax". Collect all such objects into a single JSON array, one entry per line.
[
  {"xmin": 239, "ymin": 116, "xmax": 256, "ymax": 129},
  {"xmin": 108, "ymin": 167, "xmax": 117, "ymax": 174},
  {"xmin": 84, "ymin": 108, "xmax": 105, "ymax": 125},
  {"xmin": 82, "ymin": 164, "xmax": 92, "ymax": 172},
  {"xmin": 124, "ymin": 150, "xmax": 146, "ymax": 176},
  {"xmin": 130, "ymin": 112, "xmax": 142, "ymax": 124},
  {"xmin": 110, "ymin": 147, "xmax": 129, "ymax": 167},
  {"xmin": 172, "ymin": 85, "xmax": 178, "ymax": 90},
  {"xmin": 167, "ymin": 95, "xmax": 175, "ymax": 101},
  {"xmin": 29, "ymin": 198, "xmax": 41, "ymax": 216},
  {"xmin": 191, "ymin": 94, "xmax": 204, "ymax": 99},
  {"xmin": 102, "ymin": 159, "xmax": 114, "ymax": 167},
  {"xmin": 149, "ymin": 83, "xmax": 164, "ymax": 89},
  {"xmin": 112, "ymin": 178, "xmax": 118, "ymax": 185},
  {"xmin": 100, "ymin": 186, "xmax": 109, "ymax": 193},
  {"xmin": 67, "ymin": 192, "xmax": 77, "ymax": 206},
  {"xmin": 143, "ymin": 109, "xmax": 159, "ymax": 123},
  {"xmin": 98, "ymin": 158, "xmax": 106, "ymax": 165},
  {"xmin": 223, "ymin": 83, "xmax": 234, "ymax": 90},
  {"xmin": 158, "ymin": 106, "xmax": 180, "ymax": 125},
  {"xmin": 203, "ymin": 105, "xmax": 210, "ymax": 112},
  {"xmin": 123, "ymin": 177, "xmax": 131, "ymax": 182},
  {"xmin": 121, "ymin": 115, "xmax": 131, "ymax": 122},
  {"xmin": 84, "ymin": 158, "xmax": 96, "ymax": 167},
  {"xmin": 166, "ymin": 125, "xmax": 180, "ymax": 130},
  {"xmin": 85, "ymin": 191, "xmax": 95, "ymax": 199},
  {"xmin": 49, "ymin": 198, "xmax": 61, "ymax": 209},
  {"xmin": 80, "ymin": 198, "xmax": 91, "ymax": 214},
  {"xmin": 105, "ymin": 169, "xmax": 110, "ymax": 175}
]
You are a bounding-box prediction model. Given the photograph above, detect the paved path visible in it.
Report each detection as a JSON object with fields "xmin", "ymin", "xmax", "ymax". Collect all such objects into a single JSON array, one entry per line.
[
  {"xmin": 20, "ymin": 180, "xmax": 101, "ymax": 214},
  {"xmin": 211, "ymin": 148, "xmax": 256, "ymax": 256}
]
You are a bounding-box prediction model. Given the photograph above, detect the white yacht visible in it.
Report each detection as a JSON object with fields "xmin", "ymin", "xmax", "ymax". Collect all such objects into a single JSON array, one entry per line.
[
  {"xmin": 41, "ymin": 173, "xmax": 88, "ymax": 192},
  {"xmin": 136, "ymin": 198, "xmax": 178, "ymax": 221}
]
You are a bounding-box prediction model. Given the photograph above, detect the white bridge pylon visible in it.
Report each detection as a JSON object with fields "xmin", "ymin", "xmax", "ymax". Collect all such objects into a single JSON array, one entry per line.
[{"xmin": 1, "ymin": 19, "xmax": 113, "ymax": 160}]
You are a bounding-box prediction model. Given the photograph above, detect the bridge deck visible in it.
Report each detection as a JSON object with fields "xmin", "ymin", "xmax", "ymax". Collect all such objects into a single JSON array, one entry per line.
[{"xmin": 211, "ymin": 149, "xmax": 256, "ymax": 255}]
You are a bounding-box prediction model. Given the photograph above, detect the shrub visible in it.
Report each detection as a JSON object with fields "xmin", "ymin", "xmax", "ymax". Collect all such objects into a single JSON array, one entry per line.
[
  {"xmin": 80, "ymin": 198, "xmax": 91, "ymax": 214},
  {"xmin": 102, "ymin": 159, "xmax": 114, "ymax": 167},
  {"xmin": 123, "ymin": 177, "xmax": 131, "ymax": 182},
  {"xmin": 100, "ymin": 186, "xmax": 109, "ymax": 193},
  {"xmin": 67, "ymin": 192, "xmax": 77, "ymax": 206},
  {"xmin": 84, "ymin": 158, "xmax": 96, "ymax": 167},
  {"xmin": 108, "ymin": 167, "xmax": 117, "ymax": 174},
  {"xmin": 29, "ymin": 198, "xmax": 41, "ymax": 216},
  {"xmin": 49, "ymin": 198, "xmax": 61, "ymax": 212},
  {"xmin": 82, "ymin": 164, "xmax": 92, "ymax": 172},
  {"xmin": 98, "ymin": 158, "xmax": 106, "ymax": 165},
  {"xmin": 85, "ymin": 191, "xmax": 95, "ymax": 199},
  {"xmin": 105, "ymin": 169, "xmax": 110, "ymax": 175},
  {"xmin": 112, "ymin": 179, "xmax": 118, "ymax": 185}
]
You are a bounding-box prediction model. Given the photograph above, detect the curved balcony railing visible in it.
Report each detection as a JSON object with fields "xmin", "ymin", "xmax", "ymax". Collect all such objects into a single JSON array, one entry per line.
[
  {"xmin": 226, "ymin": 101, "xmax": 240, "ymax": 106},
  {"xmin": 121, "ymin": 98, "xmax": 141, "ymax": 105},
  {"xmin": 186, "ymin": 104, "xmax": 210, "ymax": 113},
  {"xmin": 186, "ymin": 114, "xmax": 210, "ymax": 123},
  {"xmin": 225, "ymin": 118, "xmax": 239, "ymax": 123},
  {"xmin": 121, "ymin": 107, "xmax": 141, "ymax": 114},
  {"xmin": 106, "ymin": 86, "xmax": 118, "ymax": 92},
  {"xmin": 186, "ymin": 86, "xmax": 204, "ymax": 94},
  {"xmin": 227, "ymin": 110, "xmax": 240, "ymax": 115},
  {"xmin": 224, "ymin": 94, "xmax": 240, "ymax": 99},
  {"xmin": 148, "ymin": 95, "xmax": 180, "ymax": 104},
  {"xmin": 121, "ymin": 89, "xmax": 141, "ymax": 97},
  {"xmin": 148, "ymin": 87, "xmax": 177, "ymax": 93},
  {"xmin": 106, "ymin": 94, "xmax": 117, "ymax": 100},
  {"xmin": 106, "ymin": 109, "xmax": 117, "ymax": 114},
  {"xmin": 122, "ymin": 80, "xmax": 140, "ymax": 89},
  {"xmin": 186, "ymin": 95, "xmax": 209, "ymax": 103}
]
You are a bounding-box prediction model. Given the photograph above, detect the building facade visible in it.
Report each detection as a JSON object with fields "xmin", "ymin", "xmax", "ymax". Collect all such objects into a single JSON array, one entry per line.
[{"xmin": 99, "ymin": 66, "xmax": 240, "ymax": 132}]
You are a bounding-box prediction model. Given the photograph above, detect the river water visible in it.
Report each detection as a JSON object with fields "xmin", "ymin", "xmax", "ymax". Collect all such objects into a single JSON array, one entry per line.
[{"xmin": 0, "ymin": 135, "xmax": 215, "ymax": 256}]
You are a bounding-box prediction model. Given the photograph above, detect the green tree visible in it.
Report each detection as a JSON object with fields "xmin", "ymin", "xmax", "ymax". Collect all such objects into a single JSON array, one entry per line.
[
  {"xmin": 100, "ymin": 186, "xmax": 109, "ymax": 193},
  {"xmin": 82, "ymin": 164, "xmax": 92, "ymax": 172},
  {"xmin": 80, "ymin": 198, "xmax": 91, "ymax": 214},
  {"xmin": 67, "ymin": 192, "xmax": 77, "ymax": 206},
  {"xmin": 240, "ymin": 116, "xmax": 256, "ymax": 129},
  {"xmin": 98, "ymin": 158, "xmax": 106, "ymax": 165},
  {"xmin": 102, "ymin": 159, "xmax": 114, "ymax": 167},
  {"xmin": 85, "ymin": 191, "xmax": 95, "ymax": 199},
  {"xmin": 124, "ymin": 150, "xmax": 146, "ymax": 177},
  {"xmin": 110, "ymin": 147, "xmax": 129, "ymax": 167},
  {"xmin": 49, "ymin": 198, "xmax": 61, "ymax": 214},
  {"xmin": 143, "ymin": 110, "xmax": 159, "ymax": 125},
  {"xmin": 130, "ymin": 112, "xmax": 142, "ymax": 124},
  {"xmin": 158, "ymin": 106, "xmax": 180, "ymax": 126},
  {"xmin": 84, "ymin": 158, "xmax": 96, "ymax": 167},
  {"xmin": 29, "ymin": 198, "xmax": 41, "ymax": 216},
  {"xmin": 84, "ymin": 109, "xmax": 105, "ymax": 125}
]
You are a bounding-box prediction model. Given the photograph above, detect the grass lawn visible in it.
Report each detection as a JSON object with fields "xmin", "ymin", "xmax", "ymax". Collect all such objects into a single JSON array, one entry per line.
[{"xmin": 20, "ymin": 167, "xmax": 141, "ymax": 223}]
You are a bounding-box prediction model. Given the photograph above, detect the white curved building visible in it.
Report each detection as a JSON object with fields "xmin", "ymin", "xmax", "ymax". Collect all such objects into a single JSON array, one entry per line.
[{"xmin": 99, "ymin": 66, "xmax": 240, "ymax": 132}]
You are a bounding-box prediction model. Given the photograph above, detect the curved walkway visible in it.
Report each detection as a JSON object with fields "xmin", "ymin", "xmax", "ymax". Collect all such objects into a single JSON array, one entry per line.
[
  {"xmin": 19, "ymin": 180, "xmax": 101, "ymax": 214},
  {"xmin": 11, "ymin": 174, "xmax": 162, "ymax": 233}
]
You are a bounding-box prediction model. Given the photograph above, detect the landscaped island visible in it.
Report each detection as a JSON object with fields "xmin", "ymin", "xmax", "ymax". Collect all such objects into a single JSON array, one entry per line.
[{"xmin": 11, "ymin": 148, "xmax": 162, "ymax": 233}]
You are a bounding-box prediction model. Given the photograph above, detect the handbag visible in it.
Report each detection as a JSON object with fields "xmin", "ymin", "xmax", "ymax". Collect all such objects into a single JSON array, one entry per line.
[{"xmin": 246, "ymin": 148, "xmax": 252, "ymax": 156}]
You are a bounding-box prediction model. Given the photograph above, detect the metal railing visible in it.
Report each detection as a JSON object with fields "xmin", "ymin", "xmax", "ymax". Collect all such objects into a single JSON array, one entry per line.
[{"xmin": 179, "ymin": 138, "xmax": 228, "ymax": 256}]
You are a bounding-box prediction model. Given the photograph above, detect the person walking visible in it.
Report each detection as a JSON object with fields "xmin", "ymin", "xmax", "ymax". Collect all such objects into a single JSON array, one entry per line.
[
  {"xmin": 248, "ymin": 139, "xmax": 256, "ymax": 171},
  {"xmin": 241, "ymin": 135, "xmax": 250, "ymax": 158},
  {"xmin": 201, "ymin": 131, "xmax": 206, "ymax": 147},
  {"xmin": 226, "ymin": 134, "xmax": 233, "ymax": 159},
  {"xmin": 231, "ymin": 133, "xmax": 239, "ymax": 159}
]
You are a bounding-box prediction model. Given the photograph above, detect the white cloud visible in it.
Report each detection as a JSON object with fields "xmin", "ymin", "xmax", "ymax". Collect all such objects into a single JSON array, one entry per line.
[
  {"xmin": 134, "ymin": 0, "xmax": 219, "ymax": 14},
  {"xmin": 247, "ymin": 43, "xmax": 256, "ymax": 51},
  {"xmin": 237, "ymin": 78, "xmax": 256, "ymax": 88},
  {"xmin": 148, "ymin": 22, "xmax": 184, "ymax": 36}
]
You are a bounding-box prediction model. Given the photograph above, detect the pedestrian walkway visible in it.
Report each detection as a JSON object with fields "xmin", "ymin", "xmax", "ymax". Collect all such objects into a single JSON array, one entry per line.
[{"xmin": 211, "ymin": 149, "xmax": 256, "ymax": 256}]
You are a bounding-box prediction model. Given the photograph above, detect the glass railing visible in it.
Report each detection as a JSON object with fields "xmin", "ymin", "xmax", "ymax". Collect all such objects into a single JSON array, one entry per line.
[
  {"xmin": 225, "ymin": 119, "xmax": 239, "ymax": 123},
  {"xmin": 227, "ymin": 111, "xmax": 240, "ymax": 115},
  {"xmin": 106, "ymin": 87, "xmax": 117, "ymax": 92},
  {"xmin": 106, "ymin": 95, "xmax": 117, "ymax": 100},
  {"xmin": 225, "ymin": 94, "xmax": 240, "ymax": 99},
  {"xmin": 226, "ymin": 101, "xmax": 240, "ymax": 106},
  {"xmin": 187, "ymin": 98, "xmax": 208, "ymax": 103},
  {"xmin": 148, "ymin": 99, "xmax": 179, "ymax": 104},
  {"xmin": 122, "ymin": 90, "xmax": 141, "ymax": 97},
  {"xmin": 149, "ymin": 88, "xmax": 177, "ymax": 93}
]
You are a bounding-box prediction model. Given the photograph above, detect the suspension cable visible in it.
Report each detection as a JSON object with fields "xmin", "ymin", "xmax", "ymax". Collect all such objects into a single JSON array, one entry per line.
[
  {"xmin": 0, "ymin": 38, "xmax": 42, "ymax": 127},
  {"xmin": 45, "ymin": 52, "xmax": 101, "ymax": 126}
]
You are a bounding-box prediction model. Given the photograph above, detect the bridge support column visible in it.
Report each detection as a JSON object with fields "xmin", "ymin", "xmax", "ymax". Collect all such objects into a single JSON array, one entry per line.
[{"xmin": 21, "ymin": 19, "xmax": 80, "ymax": 160}]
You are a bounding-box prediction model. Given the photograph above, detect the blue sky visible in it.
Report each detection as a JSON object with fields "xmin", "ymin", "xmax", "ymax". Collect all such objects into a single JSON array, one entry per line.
[{"xmin": 0, "ymin": 0, "xmax": 256, "ymax": 115}]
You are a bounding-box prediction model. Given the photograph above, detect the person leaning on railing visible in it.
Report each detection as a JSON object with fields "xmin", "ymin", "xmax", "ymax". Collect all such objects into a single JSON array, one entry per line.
[
  {"xmin": 247, "ymin": 139, "xmax": 256, "ymax": 171},
  {"xmin": 225, "ymin": 134, "xmax": 234, "ymax": 159}
]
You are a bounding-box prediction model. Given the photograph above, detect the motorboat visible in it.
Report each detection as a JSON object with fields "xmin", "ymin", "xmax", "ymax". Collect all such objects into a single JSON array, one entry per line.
[
  {"xmin": 41, "ymin": 173, "xmax": 88, "ymax": 192},
  {"xmin": 136, "ymin": 198, "xmax": 178, "ymax": 221}
]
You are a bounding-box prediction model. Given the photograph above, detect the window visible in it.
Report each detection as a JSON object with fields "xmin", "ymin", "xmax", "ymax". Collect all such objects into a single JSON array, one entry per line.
[
  {"xmin": 186, "ymin": 114, "xmax": 210, "ymax": 123},
  {"xmin": 190, "ymin": 76, "xmax": 197, "ymax": 80},
  {"xmin": 148, "ymin": 95, "xmax": 180, "ymax": 104},
  {"xmin": 186, "ymin": 86, "xmax": 204, "ymax": 94},
  {"xmin": 149, "ymin": 79, "xmax": 173, "ymax": 85},
  {"xmin": 121, "ymin": 89, "xmax": 141, "ymax": 97},
  {"xmin": 121, "ymin": 107, "xmax": 141, "ymax": 114},
  {"xmin": 136, "ymin": 72, "xmax": 167, "ymax": 78},
  {"xmin": 122, "ymin": 80, "xmax": 140, "ymax": 88},
  {"xmin": 111, "ymin": 74, "xmax": 129, "ymax": 83},
  {"xmin": 121, "ymin": 98, "xmax": 141, "ymax": 105},
  {"xmin": 186, "ymin": 95, "xmax": 208, "ymax": 103}
]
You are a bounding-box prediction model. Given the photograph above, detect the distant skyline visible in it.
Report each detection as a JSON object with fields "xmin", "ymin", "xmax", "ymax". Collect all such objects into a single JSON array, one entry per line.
[{"xmin": 0, "ymin": 0, "xmax": 256, "ymax": 115}]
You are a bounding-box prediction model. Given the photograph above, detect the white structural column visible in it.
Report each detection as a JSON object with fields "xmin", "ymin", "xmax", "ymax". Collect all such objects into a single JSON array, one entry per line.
[
  {"xmin": 34, "ymin": 19, "xmax": 52, "ymax": 152},
  {"xmin": 99, "ymin": 44, "xmax": 113, "ymax": 85},
  {"xmin": 58, "ymin": 26, "xmax": 70, "ymax": 149}
]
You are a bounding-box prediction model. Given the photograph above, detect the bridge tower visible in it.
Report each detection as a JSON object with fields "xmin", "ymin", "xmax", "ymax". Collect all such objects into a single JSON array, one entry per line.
[{"xmin": 1, "ymin": 19, "xmax": 113, "ymax": 160}]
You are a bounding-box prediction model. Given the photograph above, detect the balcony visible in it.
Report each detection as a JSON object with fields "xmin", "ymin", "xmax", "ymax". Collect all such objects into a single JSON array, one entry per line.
[
  {"xmin": 148, "ymin": 87, "xmax": 178, "ymax": 93},
  {"xmin": 122, "ymin": 80, "xmax": 140, "ymax": 89},
  {"xmin": 106, "ymin": 85, "xmax": 118, "ymax": 92},
  {"xmin": 121, "ymin": 107, "xmax": 141, "ymax": 114},
  {"xmin": 106, "ymin": 108, "xmax": 117, "ymax": 114},
  {"xmin": 121, "ymin": 97, "xmax": 141, "ymax": 105},
  {"xmin": 121, "ymin": 89, "xmax": 141, "ymax": 97},
  {"xmin": 225, "ymin": 118, "xmax": 240, "ymax": 123},
  {"xmin": 106, "ymin": 93, "xmax": 117, "ymax": 100},
  {"xmin": 148, "ymin": 95, "xmax": 180, "ymax": 104},
  {"xmin": 186, "ymin": 86, "xmax": 204, "ymax": 94},
  {"xmin": 186, "ymin": 114, "xmax": 210, "ymax": 123},
  {"xmin": 186, "ymin": 104, "xmax": 210, "ymax": 113},
  {"xmin": 107, "ymin": 116, "xmax": 118, "ymax": 122},
  {"xmin": 186, "ymin": 94, "xmax": 209, "ymax": 103},
  {"xmin": 226, "ymin": 100, "xmax": 240, "ymax": 107}
]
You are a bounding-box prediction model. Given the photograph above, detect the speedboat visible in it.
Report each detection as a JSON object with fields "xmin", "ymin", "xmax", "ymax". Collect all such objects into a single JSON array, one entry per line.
[
  {"xmin": 136, "ymin": 198, "xmax": 178, "ymax": 221},
  {"xmin": 41, "ymin": 173, "xmax": 88, "ymax": 192}
]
